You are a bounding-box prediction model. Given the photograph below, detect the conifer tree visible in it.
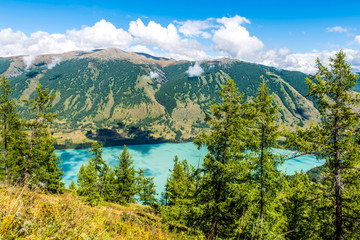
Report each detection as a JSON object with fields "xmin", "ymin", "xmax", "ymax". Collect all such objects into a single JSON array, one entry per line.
[
  {"xmin": 21, "ymin": 84, "xmax": 64, "ymax": 192},
  {"xmin": 192, "ymin": 78, "xmax": 254, "ymax": 239},
  {"xmin": 69, "ymin": 179, "xmax": 77, "ymax": 191},
  {"xmin": 0, "ymin": 75, "xmax": 30, "ymax": 186},
  {"xmin": 162, "ymin": 156, "xmax": 196, "ymax": 224},
  {"xmin": 77, "ymin": 160, "xmax": 100, "ymax": 206},
  {"xmin": 287, "ymin": 50, "xmax": 360, "ymax": 239},
  {"xmin": 136, "ymin": 168, "xmax": 157, "ymax": 206},
  {"xmin": 88, "ymin": 142, "xmax": 108, "ymax": 197},
  {"xmin": 247, "ymin": 79, "xmax": 285, "ymax": 233},
  {"xmin": 114, "ymin": 145, "xmax": 136, "ymax": 204},
  {"xmin": 0, "ymin": 75, "xmax": 20, "ymax": 184}
]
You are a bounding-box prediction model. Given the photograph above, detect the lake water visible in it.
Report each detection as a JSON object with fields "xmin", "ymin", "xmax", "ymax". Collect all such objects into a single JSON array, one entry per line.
[{"xmin": 56, "ymin": 142, "xmax": 325, "ymax": 195}]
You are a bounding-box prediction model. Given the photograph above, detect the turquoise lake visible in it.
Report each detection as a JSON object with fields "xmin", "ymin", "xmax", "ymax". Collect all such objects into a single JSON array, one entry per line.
[{"xmin": 56, "ymin": 142, "xmax": 325, "ymax": 195}]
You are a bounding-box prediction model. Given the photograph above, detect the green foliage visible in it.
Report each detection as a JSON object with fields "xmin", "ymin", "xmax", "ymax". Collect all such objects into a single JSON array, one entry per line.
[
  {"xmin": 161, "ymin": 156, "xmax": 196, "ymax": 225},
  {"xmin": 0, "ymin": 59, "xmax": 11, "ymax": 75},
  {"xmin": 243, "ymin": 78, "xmax": 287, "ymax": 237},
  {"xmin": 287, "ymin": 50, "xmax": 360, "ymax": 239},
  {"xmin": 0, "ymin": 74, "xmax": 22, "ymax": 184},
  {"xmin": 191, "ymin": 78, "xmax": 255, "ymax": 239},
  {"xmin": 68, "ymin": 180, "xmax": 77, "ymax": 191},
  {"xmin": 21, "ymin": 84, "xmax": 64, "ymax": 193},
  {"xmin": 114, "ymin": 145, "xmax": 137, "ymax": 204},
  {"xmin": 136, "ymin": 168, "xmax": 158, "ymax": 207},
  {"xmin": 77, "ymin": 160, "xmax": 100, "ymax": 206}
]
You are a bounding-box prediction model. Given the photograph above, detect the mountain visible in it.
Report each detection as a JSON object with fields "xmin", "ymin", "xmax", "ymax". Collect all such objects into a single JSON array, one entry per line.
[{"xmin": 0, "ymin": 48, "xmax": 321, "ymax": 148}]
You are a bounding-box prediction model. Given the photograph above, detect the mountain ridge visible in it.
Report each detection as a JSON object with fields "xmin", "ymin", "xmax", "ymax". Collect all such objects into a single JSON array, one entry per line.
[{"xmin": 0, "ymin": 48, "xmax": 321, "ymax": 148}]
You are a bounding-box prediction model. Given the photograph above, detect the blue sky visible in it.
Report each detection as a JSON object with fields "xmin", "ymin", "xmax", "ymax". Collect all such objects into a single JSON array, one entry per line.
[{"xmin": 1, "ymin": 0, "xmax": 360, "ymax": 72}]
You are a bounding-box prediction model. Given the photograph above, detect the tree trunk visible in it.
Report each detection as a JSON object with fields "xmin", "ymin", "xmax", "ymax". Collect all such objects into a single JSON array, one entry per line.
[
  {"xmin": 4, "ymin": 115, "xmax": 8, "ymax": 185},
  {"xmin": 260, "ymin": 123, "xmax": 265, "ymax": 220},
  {"xmin": 26, "ymin": 106, "xmax": 40, "ymax": 178},
  {"xmin": 209, "ymin": 219, "xmax": 217, "ymax": 240},
  {"xmin": 334, "ymin": 116, "xmax": 343, "ymax": 240}
]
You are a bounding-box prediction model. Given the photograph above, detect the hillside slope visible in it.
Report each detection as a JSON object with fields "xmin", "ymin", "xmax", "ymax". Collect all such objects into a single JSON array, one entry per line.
[
  {"xmin": 0, "ymin": 48, "xmax": 320, "ymax": 148},
  {"xmin": 0, "ymin": 185, "xmax": 196, "ymax": 239}
]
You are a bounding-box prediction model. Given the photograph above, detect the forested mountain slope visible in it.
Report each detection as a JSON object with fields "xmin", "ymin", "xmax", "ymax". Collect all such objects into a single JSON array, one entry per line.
[{"xmin": 0, "ymin": 48, "xmax": 321, "ymax": 147}]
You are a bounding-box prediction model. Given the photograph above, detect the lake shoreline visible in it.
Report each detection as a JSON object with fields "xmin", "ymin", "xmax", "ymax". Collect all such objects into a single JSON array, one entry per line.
[{"xmin": 54, "ymin": 137, "xmax": 196, "ymax": 150}]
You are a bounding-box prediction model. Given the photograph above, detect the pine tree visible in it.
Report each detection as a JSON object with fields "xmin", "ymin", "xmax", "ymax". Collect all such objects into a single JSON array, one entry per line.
[
  {"xmin": 162, "ymin": 156, "xmax": 196, "ymax": 224},
  {"xmin": 77, "ymin": 160, "xmax": 100, "ymax": 206},
  {"xmin": 287, "ymin": 50, "xmax": 360, "ymax": 239},
  {"xmin": 114, "ymin": 145, "xmax": 136, "ymax": 204},
  {"xmin": 0, "ymin": 75, "xmax": 24, "ymax": 185},
  {"xmin": 192, "ymin": 78, "xmax": 254, "ymax": 239},
  {"xmin": 283, "ymin": 171, "xmax": 321, "ymax": 239},
  {"xmin": 137, "ymin": 168, "xmax": 157, "ymax": 206},
  {"xmin": 88, "ymin": 142, "xmax": 108, "ymax": 197},
  {"xmin": 22, "ymin": 84, "xmax": 64, "ymax": 192},
  {"xmin": 69, "ymin": 179, "xmax": 77, "ymax": 191},
  {"xmin": 246, "ymin": 79, "xmax": 285, "ymax": 235}
]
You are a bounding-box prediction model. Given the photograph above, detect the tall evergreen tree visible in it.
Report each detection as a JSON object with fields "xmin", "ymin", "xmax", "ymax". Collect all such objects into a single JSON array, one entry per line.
[
  {"xmin": 0, "ymin": 75, "xmax": 24, "ymax": 185},
  {"xmin": 136, "ymin": 168, "xmax": 157, "ymax": 206},
  {"xmin": 77, "ymin": 160, "xmax": 100, "ymax": 206},
  {"xmin": 162, "ymin": 156, "xmax": 196, "ymax": 224},
  {"xmin": 247, "ymin": 79, "xmax": 285, "ymax": 233},
  {"xmin": 114, "ymin": 145, "xmax": 136, "ymax": 204},
  {"xmin": 192, "ymin": 78, "xmax": 254, "ymax": 239},
  {"xmin": 88, "ymin": 142, "xmax": 108, "ymax": 197},
  {"xmin": 22, "ymin": 84, "xmax": 63, "ymax": 192},
  {"xmin": 287, "ymin": 50, "xmax": 360, "ymax": 239}
]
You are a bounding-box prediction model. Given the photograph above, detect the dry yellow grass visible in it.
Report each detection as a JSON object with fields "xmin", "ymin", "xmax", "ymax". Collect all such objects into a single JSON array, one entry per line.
[{"xmin": 0, "ymin": 184, "xmax": 200, "ymax": 239}]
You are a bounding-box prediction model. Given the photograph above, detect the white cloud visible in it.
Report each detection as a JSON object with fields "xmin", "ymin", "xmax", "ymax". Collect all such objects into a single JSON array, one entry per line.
[
  {"xmin": 149, "ymin": 71, "xmax": 159, "ymax": 79},
  {"xmin": 177, "ymin": 19, "xmax": 213, "ymax": 39},
  {"xmin": 48, "ymin": 56, "xmax": 62, "ymax": 69},
  {"xmin": 127, "ymin": 44, "xmax": 156, "ymax": 55},
  {"xmin": 254, "ymin": 48, "xmax": 360, "ymax": 74},
  {"xmin": 1, "ymin": 17, "xmax": 360, "ymax": 75},
  {"xmin": 355, "ymin": 35, "xmax": 360, "ymax": 44},
  {"xmin": 326, "ymin": 26, "xmax": 349, "ymax": 33},
  {"xmin": 128, "ymin": 18, "xmax": 208, "ymax": 60},
  {"xmin": 186, "ymin": 62, "xmax": 204, "ymax": 77},
  {"xmin": 67, "ymin": 19, "xmax": 132, "ymax": 49},
  {"xmin": 23, "ymin": 55, "xmax": 37, "ymax": 69},
  {"xmin": 212, "ymin": 15, "xmax": 264, "ymax": 59},
  {"xmin": 0, "ymin": 20, "xmax": 132, "ymax": 58}
]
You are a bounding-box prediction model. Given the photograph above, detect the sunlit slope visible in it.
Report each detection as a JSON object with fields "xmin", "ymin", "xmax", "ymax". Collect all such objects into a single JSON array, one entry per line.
[{"xmin": 0, "ymin": 49, "xmax": 320, "ymax": 147}]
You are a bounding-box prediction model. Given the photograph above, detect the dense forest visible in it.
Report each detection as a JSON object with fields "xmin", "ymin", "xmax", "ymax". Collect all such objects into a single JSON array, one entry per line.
[{"xmin": 1, "ymin": 50, "xmax": 360, "ymax": 239}]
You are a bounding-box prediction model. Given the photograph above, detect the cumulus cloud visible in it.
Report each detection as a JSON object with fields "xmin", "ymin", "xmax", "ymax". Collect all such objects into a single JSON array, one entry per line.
[
  {"xmin": 186, "ymin": 62, "xmax": 204, "ymax": 77},
  {"xmin": 2, "ymin": 16, "xmax": 360, "ymax": 74},
  {"xmin": 0, "ymin": 20, "xmax": 132, "ymax": 58},
  {"xmin": 129, "ymin": 18, "xmax": 208, "ymax": 60},
  {"xmin": 212, "ymin": 15, "xmax": 264, "ymax": 59},
  {"xmin": 127, "ymin": 44, "xmax": 156, "ymax": 55},
  {"xmin": 177, "ymin": 19, "xmax": 213, "ymax": 39},
  {"xmin": 67, "ymin": 19, "xmax": 132, "ymax": 49},
  {"xmin": 254, "ymin": 48, "xmax": 360, "ymax": 74},
  {"xmin": 326, "ymin": 26, "xmax": 349, "ymax": 33}
]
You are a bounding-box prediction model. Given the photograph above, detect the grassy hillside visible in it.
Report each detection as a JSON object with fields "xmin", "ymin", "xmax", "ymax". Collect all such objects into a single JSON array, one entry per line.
[
  {"xmin": 2, "ymin": 49, "xmax": 321, "ymax": 148},
  {"xmin": 0, "ymin": 184, "xmax": 200, "ymax": 239}
]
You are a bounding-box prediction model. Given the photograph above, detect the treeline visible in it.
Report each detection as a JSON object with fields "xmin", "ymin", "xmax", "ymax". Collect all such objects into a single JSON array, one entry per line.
[
  {"xmin": 70, "ymin": 142, "xmax": 158, "ymax": 208},
  {"xmin": 1, "ymin": 51, "xmax": 360, "ymax": 239},
  {"xmin": 0, "ymin": 77, "xmax": 63, "ymax": 193},
  {"xmin": 161, "ymin": 51, "xmax": 360, "ymax": 239}
]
